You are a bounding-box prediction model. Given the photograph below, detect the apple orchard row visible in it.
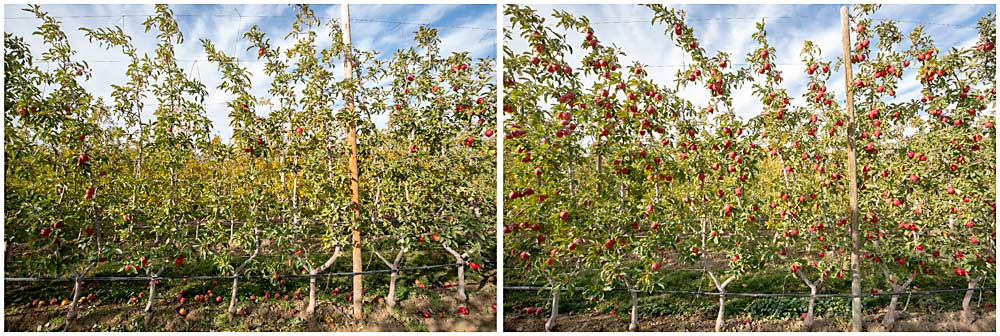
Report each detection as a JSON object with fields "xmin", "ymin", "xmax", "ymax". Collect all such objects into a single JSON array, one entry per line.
[
  {"xmin": 5, "ymin": 4, "xmax": 496, "ymax": 325},
  {"xmin": 502, "ymin": 4, "xmax": 994, "ymax": 331}
]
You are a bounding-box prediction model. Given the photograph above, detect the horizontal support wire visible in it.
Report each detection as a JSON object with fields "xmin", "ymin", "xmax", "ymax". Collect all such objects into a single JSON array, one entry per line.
[
  {"xmin": 3, "ymin": 13, "xmax": 496, "ymax": 30},
  {"xmin": 504, "ymin": 285, "xmax": 995, "ymax": 298},
  {"xmin": 4, "ymin": 262, "xmax": 464, "ymax": 283},
  {"xmin": 7, "ymin": 11, "xmax": 975, "ymax": 30},
  {"xmin": 588, "ymin": 15, "xmax": 978, "ymax": 29}
]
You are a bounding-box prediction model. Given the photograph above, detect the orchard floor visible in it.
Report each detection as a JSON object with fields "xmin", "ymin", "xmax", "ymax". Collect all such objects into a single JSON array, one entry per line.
[
  {"xmin": 504, "ymin": 309, "xmax": 996, "ymax": 332},
  {"xmin": 503, "ymin": 261, "xmax": 996, "ymax": 332},
  {"xmin": 4, "ymin": 282, "xmax": 496, "ymax": 332}
]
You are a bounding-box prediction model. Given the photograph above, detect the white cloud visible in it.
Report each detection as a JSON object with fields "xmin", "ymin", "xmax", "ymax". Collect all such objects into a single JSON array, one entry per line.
[
  {"xmin": 4, "ymin": 4, "xmax": 496, "ymax": 142},
  {"xmin": 506, "ymin": 4, "xmax": 992, "ymax": 123}
]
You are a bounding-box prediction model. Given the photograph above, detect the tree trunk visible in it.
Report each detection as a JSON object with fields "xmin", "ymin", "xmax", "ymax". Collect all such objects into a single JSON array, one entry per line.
[
  {"xmin": 793, "ymin": 269, "xmax": 822, "ymax": 331},
  {"xmin": 387, "ymin": 270, "xmax": 398, "ymax": 307},
  {"xmin": 878, "ymin": 267, "xmax": 914, "ymax": 330},
  {"xmin": 708, "ymin": 272, "xmax": 735, "ymax": 332},
  {"xmin": 716, "ymin": 291, "xmax": 726, "ymax": 332},
  {"xmin": 306, "ymin": 247, "xmax": 342, "ymax": 316},
  {"xmin": 63, "ymin": 277, "xmax": 84, "ymax": 330},
  {"xmin": 545, "ymin": 289, "xmax": 559, "ymax": 332},
  {"xmin": 883, "ymin": 288, "xmax": 899, "ymax": 330},
  {"xmin": 805, "ymin": 285, "xmax": 817, "ymax": 330},
  {"xmin": 442, "ymin": 244, "xmax": 468, "ymax": 302},
  {"xmin": 961, "ymin": 275, "xmax": 984, "ymax": 324},
  {"xmin": 375, "ymin": 250, "xmax": 404, "ymax": 308},
  {"xmin": 628, "ymin": 286, "xmax": 639, "ymax": 332},
  {"xmin": 229, "ymin": 276, "xmax": 240, "ymax": 316},
  {"xmin": 229, "ymin": 235, "xmax": 260, "ymax": 319},
  {"xmin": 308, "ymin": 274, "xmax": 318, "ymax": 313},
  {"xmin": 144, "ymin": 278, "xmax": 157, "ymax": 312}
]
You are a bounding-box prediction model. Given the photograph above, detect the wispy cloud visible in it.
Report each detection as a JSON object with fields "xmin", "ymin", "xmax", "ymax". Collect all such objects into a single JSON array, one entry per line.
[
  {"xmin": 4, "ymin": 4, "xmax": 497, "ymax": 142},
  {"xmin": 506, "ymin": 4, "xmax": 993, "ymax": 122}
]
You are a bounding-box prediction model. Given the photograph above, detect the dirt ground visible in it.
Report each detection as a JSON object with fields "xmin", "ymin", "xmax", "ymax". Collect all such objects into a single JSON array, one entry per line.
[
  {"xmin": 5, "ymin": 284, "xmax": 496, "ymax": 332},
  {"xmin": 504, "ymin": 308, "xmax": 996, "ymax": 332}
]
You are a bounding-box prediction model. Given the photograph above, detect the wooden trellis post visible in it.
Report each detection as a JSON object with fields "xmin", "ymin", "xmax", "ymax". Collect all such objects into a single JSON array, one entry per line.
[
  {"xmin": 341, "ymin": 4, "xmax": 363, "ymax": 320},
  {"xmin": 839, "ymin": 5, "xmax": 863, "ymax": 332}
]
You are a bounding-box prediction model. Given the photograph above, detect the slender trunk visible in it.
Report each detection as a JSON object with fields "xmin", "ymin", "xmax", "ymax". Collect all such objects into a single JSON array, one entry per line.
[
  {"xmin": 716, "ymin": 291, "xmax": 726, "ymax": 332},
  {"xmin": 68, "ymin": 278, "xmax": 82, "ymax": 317},
  {"xmin": 961, "ymin": 275, "xmax": 984, "ymax": 323},
  {"xmin": 292, "ymin": 156, "xmax": 299, "ymax": 225},
  {"xmin": 280, "ymin": 153, "xmax": 287, "ymax": 200},
  {"xmin": 387, "ymin": 270, "xmax": 398, "ymax": 306},
  {"xmin": 884, "ymin": 289, "xmax": 899, "ymax": 329},
  {"xmin": 806, "ymin": 285, "xmax": 817, "ymax": 329},
  {"xmin": 170, "ymin": 166, "xmax": 177, "ymax": 232},
  {"xmin": 442, "ymin": 244, "xmax": 468, "ymax": 302},
  {"xmin": 307, "ymin": 247, "xmax": 342, "ymax": 315},
  {"xmin": 144, "ymin": 278, "xmax": 157, "ymax": 312},
  {"xmin": 143, "ymin": 267, "xmax": 163, "ymax": 313},
  {"xmin": 545, "ymin": 289, "xmax": 559, "ymax": 332},
  {"xmin": 229, "ymin": 236, "xmax": 261, "ymax": 318},
  {"xmin": 455, "ymin": 261, "xmax": 467, "ymax": 302},
  {"xmin": 63, "ymin": 276, "xmax": 84, "ymax": 330},
  {"xmin": 308, "ymin": 275, "xmax": 318, "ymax": 314},
  {"xmin": 794, "ymin": 269, "xmax": 821, "ymax": 330},
  {"xmin": 628, "ymin": 285, "xmax": 639, "ymax": 332},
  {"xmin": 63, "ymin": 263, "xmax": 94, "ymax": 330},
  {"xmin": 229, "ymin": 276, "xmax": 240, "ymax": 315},
  {"xmin": 708, "ymin": 272, "xmax": 735, "ymax": 332},
  {"xmin": 375, "ymin": 250, "xmax": 404, "ymax": 308},
  {"xmin": 878, "ymin": 266, "xmax": 914, "ymax": 330},
  {"xmin": 391, "ymin": 251, "xmax": 404, "ymax": 308}
]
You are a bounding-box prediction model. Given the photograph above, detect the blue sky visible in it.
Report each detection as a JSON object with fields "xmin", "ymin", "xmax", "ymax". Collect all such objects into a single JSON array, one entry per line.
[
  {"xmin": 4, "ymin": 4, "xmax": 497, "ymax": 141},
  {"xmin": 505, "ymin": 4, "xmax": 995, "ymax": 121}
]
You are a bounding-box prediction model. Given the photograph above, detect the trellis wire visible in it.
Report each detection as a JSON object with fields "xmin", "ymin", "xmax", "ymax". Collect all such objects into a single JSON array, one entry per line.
[
  {"xmin": 2, "ymin": 11, "xmax": 980, "ymax": 30},
  {"xmin": 3, "ymin": 13, "xmax": 496, "ymax": 31},
  {"xmin": 504, "ymin": 285, "xmax": 996, "ymax": 298},
  {"xmin": 587, "ymin": 16, "xmax": 979, "ymax": 30},
  {"xmin": 4, "ymin": 262, "xmax": 465, "ymax": 283}
]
